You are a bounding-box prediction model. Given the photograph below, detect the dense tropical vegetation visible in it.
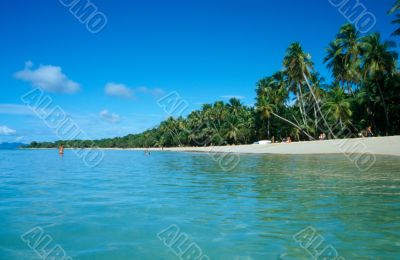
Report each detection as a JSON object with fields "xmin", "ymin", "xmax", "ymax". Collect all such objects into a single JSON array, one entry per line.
[{"xmin": 28, "ymin": 6, "xmax": 400, "ymax": 149}]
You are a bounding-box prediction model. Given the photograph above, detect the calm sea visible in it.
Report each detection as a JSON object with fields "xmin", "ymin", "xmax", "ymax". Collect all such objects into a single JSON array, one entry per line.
[{"xmin": 1, "ymin": 150, "xmax": 399, "ymax": 259}]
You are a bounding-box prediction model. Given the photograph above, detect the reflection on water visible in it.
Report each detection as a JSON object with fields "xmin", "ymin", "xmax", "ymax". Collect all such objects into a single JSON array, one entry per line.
[{"xmin": 0, "ymin": 150, "xmax": 399, "ymax": 259}]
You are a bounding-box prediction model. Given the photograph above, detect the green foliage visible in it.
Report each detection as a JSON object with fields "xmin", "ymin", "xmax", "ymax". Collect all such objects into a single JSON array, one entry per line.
[
  {"xmin": 28, "ymin": 99, "xmax": 257, "ymax": 148},
  {"xmin": 389, "ymin": 0, "xmax": 400, "ymax": 36}
]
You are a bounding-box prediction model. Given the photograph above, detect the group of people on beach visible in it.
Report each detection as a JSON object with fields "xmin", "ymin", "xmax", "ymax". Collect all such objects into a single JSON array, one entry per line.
[
  {"xmin": 319, "ymin": 133, "xmax": 327, "ymax": 140},
  {"xmin": 360, "ymin": 126, "xmax": 374, "ymax": 138},
  {"xmin": 270, "ymin": 125, "xmax": 375, "ymax": 145}
]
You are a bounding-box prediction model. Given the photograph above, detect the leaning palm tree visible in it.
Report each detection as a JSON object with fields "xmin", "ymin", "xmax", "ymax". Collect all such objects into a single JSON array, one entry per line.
[
  {"xmin": 305, "ymin": 73, "xmax": 326, "ymax": 134},
  {"xmin": 255, "ymin": 80, "xmax": 314, "ymax": 140},
  {"xmin": 359, "ymin": 33, "xmax": 398, "ymax": 135},
  {"xmin": 283, "ymin": 42, "xmax": 314, "ymax": 129}
]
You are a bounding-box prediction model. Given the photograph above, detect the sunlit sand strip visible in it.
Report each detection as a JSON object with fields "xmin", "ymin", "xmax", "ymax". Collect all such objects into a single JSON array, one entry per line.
[{"xmin": 132, "ymin": 136, "xmax": 400, "ymax": 156}]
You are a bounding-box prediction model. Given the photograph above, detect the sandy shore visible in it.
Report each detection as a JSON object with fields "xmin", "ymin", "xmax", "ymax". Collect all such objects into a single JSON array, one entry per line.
[
  {"xmin": 25, "ymin": 136, "xmax": 400, "ymax": 156},
  {"xmin": 129, "ymin": 136, "xmax": 400, "ymax": 156}
]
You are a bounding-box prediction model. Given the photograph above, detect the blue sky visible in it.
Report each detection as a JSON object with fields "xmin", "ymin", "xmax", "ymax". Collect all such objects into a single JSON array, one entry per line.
[{"xmin": 0, "ymin": 0, "xmax": 396, "ymax": 143}]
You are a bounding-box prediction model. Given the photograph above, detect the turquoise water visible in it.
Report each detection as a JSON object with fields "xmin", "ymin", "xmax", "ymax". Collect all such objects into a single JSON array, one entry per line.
[{"xmin": 1, "ymin": 150, "xmax": 400, "ymax": 259}]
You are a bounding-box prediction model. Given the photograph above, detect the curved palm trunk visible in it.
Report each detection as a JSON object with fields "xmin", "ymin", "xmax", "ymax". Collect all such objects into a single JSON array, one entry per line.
[
  {"xmin": 297, "ymin": 83, "xmax": 308, "ymax": 126},
  {"xmin": 303, "ymin": 73, "xmax": 337, "ymax": 139},
  {"xmin": 314, "ymin": 105, "xmax": 318, "ymax": 133},
  {"xmin": 295, "ymin": 91, "xmax": 305, "ymax": 125},
  {"xmin": 271, "ymin": 112, "xmax": 314, "ymax": 140}
]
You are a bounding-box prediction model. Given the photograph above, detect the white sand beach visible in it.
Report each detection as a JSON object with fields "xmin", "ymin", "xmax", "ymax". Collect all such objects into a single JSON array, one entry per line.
[{"xmin": 133, "ymin": 136, "xmax": 400, "ymax": 156}]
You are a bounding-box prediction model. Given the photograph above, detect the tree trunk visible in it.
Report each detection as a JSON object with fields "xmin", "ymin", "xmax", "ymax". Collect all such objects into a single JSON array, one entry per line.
[
  {"xmin": 303, "ymin": 73, "xmax": 337, "ymax": 139},
  {"xmin": 271, "ymin": 112, "xmax": 314, "ymax": 140},
  {"xmin": 376, "ymin": 78, "xmax": 389, "ymax": 136},
  {"xmin": 297, "ymin": 83, "xmax": 308, "ymax": 125},
  {"xmin": 295, "ymin": 91, "xmax": 307, "ymax": 126},
  {"xmin": 314, "ymin": 105, "xmax": 318, "ymax": 134}
]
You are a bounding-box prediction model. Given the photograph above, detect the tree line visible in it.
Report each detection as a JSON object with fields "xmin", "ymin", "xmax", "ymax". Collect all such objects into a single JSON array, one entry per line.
[{"xmin": 27, "ymin": 3, "xmax": 400, "ymax": 149}]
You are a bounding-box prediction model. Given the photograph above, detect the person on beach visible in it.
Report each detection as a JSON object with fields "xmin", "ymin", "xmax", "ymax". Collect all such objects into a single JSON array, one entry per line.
[
  {"xmin": 367, "ymin": 126, "xmax": 374, "ymax": 137},
  {"xmin": 287, "ymin": 137, "xmax": 292, "ymax": 143}
]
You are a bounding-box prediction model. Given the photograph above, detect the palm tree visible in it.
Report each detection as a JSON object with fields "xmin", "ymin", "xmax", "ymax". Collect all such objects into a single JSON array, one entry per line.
[
  {"xmin": 305, "ymin": 73, "xmax": 326, "ymax": 134},
  {"xmin": 256, "ymin": 77, "xmax": 314, "ymax": 140},
  {"xmin": 211, "ymin": 101, "xmax": 227, "ymax": 131},
  {"xmin": 325, "ymin": 85, "xmax": 352, "ymax": 130},
  {"xmin": 360, "ymin": 33, "xmax": 398, "ymax": 135},
  {"xmin": 283, "ymin": 42, "xmax": 314, "ymax": 130},
  {"xmin": 225, "ymin": 123, "xmax": 240, "ymax": 144},
  {"xmin": 390, "ymin": 0, "xmax": 400, "ymax": 13},
  {"xmin": 391, "ymin": 14, "xmax": 400, "ymax": 36},
  {"xmin": 271, "ymin": 71, "xmax": 289, "ymax": 106},
  {"xmin": 389, "ymin": 0, "xmax": 400, "ymax": 36},
  {"xmin": 324, "ymin": 41, "xmax": 346, "ymax": 85},
  {"xmin": 227, "ymin": 98, "xmax": 242, "ymax": 118},
  {"xmin": 325, "ymin": 24, "xmax": 361, "ymax": 94},
  {"xmin": 256, "ymin": 78, "xmax": 275, "ymax": 138}
]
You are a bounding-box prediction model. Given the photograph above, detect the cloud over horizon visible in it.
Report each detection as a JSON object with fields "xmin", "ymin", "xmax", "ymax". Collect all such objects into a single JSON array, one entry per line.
[
  {"xmin": 135, "ymin": 86, "xmax": 165, "ymax": 98},
  {"xmin": 14, "ymin": 61, "xmax": 80, "ymax": 94},
  {"xmin": 104, "ymin": 83, "xmax": 134, "ymax": 98},
  {"xmin": 0, "ymin": 126, "xmax": 16, "ymax": 135},
  {"xmin": 99, "ymin": 109, "xmax": 121, "ymax": 123},
  {"xmin": 104, "ymin": 82, "xmax": 165, "ymax": 99}
]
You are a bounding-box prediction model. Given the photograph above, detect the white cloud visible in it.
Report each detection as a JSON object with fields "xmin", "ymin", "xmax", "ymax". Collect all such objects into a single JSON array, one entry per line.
[
  {"xmin": 104, "ymin": 83, "xmax": 133, "ymax": 98},
  {"xmin": 104, "ymin": 83, "xmax": 165, "ymax": 99},
  {"xmin": 0, "ymin": 126, "xmax": 16, "ymax": 135},
  {"xmin": 99, "ymin": 109, "xmax": 121, "ymax": 123},
  {"xmin": 14, "ymin": 61, "xmax": 80, "ymax": 94},
  {"xmin": 136, "ymin": 86, "xmax": 165, "ymax": 98},
  {"xmin": 15, "ymin": 136, "xmax": 25, "ymax": 142},
  {"xmin": 221, "ymin": 95, "xmax": 245, "ymax": 100}
]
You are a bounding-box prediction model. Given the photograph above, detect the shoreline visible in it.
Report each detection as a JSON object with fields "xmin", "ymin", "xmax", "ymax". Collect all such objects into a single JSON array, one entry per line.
[{"xmin": 24, "ymin": 136, "xmax": 400, "ymax": 156}]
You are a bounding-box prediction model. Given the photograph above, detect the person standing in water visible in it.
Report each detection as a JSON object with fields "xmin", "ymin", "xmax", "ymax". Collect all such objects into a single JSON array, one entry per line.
[{"xmin": 58, "ymin": 144, "xmax": 64, "ymax": 155}]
